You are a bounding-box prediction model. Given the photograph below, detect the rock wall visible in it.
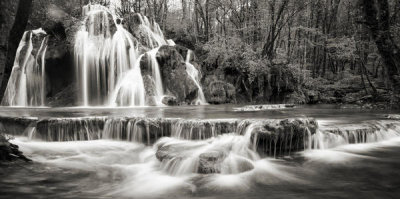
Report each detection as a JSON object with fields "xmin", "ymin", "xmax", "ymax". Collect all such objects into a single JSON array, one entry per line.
[
  {"xmin": 0, "ymin": 0, "xmax": 18, "ymax": 92},
  {"xmin": 0, "ymin": 0, "xmax": 33, "ymax": 101}
]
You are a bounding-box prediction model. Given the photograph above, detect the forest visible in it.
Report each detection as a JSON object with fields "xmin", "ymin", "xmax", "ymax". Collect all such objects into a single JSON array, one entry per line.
[
  {"xmin": 1, "ymin": 0, "xmax": 400, "ymax": 109},
  {"xmin": 2, "ymin": 1, "xmax": 400, "ymax": 198},
  {"xmin": 130, "ymin": 0, "xmax": 400, "ymax": 108}
]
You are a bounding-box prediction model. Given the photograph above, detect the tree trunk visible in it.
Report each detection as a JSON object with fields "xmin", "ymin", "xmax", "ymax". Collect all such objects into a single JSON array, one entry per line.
[{"xmin": 361, "ymin": 0, "xmax": 400, "ymax": 104}]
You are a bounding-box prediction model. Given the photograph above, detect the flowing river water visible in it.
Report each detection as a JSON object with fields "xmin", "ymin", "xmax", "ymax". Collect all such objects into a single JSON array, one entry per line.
[{"xmin": 0, "ymin": 105, "xmax": 400, "ymax": 199}]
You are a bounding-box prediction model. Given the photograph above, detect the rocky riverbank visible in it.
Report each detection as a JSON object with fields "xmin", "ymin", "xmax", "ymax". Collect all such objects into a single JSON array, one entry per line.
[{"xmin": 0, "ymin": 133, "xmax": 31, "ymax": 163}]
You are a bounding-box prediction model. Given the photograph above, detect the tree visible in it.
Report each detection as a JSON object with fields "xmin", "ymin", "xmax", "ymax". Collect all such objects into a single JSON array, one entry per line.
[{"xmin": 361, "ymin": 0, "xmax": 400, "ymax": 99}]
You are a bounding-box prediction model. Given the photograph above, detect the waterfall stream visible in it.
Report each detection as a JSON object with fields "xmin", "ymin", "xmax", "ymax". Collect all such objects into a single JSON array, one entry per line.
[
  {"xmin": 1, "ymin": 2, "xmax": 208, "ymax": 108},
  {"xmin": 74, "ymin": 6, "xmax": 145, "ymax": 106},
  {"xmin": 185, "ymin": 50, "xmax": 207, "ymax": 105},
  {"xmin": 147, "ymin": 47, "xmax": 165, "ymax": 105},
  {"xmin": 2, "ymin": 29, "xmax": 48, "ymax": 107}
]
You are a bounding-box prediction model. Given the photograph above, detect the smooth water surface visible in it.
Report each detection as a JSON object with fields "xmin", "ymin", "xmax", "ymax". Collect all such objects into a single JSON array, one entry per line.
[{"xmin": 0, "ymin": 105, "xmax": 399, "ymax": 199}]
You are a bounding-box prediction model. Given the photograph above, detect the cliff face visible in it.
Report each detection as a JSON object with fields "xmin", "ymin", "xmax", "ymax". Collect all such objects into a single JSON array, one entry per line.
[
  {"xmin": 0, "ymin": 0, "xmax": 34, "ymax": 101},
  {"xmin": 0, "ymin": 0, "xmax": 18, "ymax": 97},
  {"xmin": 27, "ymin": 1, "xmax": 84, "ymax": 98}
]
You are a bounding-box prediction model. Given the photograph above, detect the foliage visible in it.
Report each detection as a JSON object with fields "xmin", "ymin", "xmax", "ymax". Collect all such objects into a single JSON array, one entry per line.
[{"xmin": 202, "ymin": 36, "xmax": 267, "ymax": 83}]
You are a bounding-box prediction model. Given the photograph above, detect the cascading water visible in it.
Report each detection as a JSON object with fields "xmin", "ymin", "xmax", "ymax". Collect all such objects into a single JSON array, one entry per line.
[
  {"xmin": 2, "ymin": 107, "xmax": 400, "ymax": 198},
  {"xmin": 2, "ymin": 29, "xmax": 48, "ymax": 107},
  {"xmin": 109, "ymin": 54, "xmax": 146, "ymax": 106},
  {"xmin": 136, "ymin": 14, "xmax": 168, "ymax": 48},
  {"xmin": 308, "ymin": 120, "xmax": 400, "ymax": 150},
  {"xmin": 185, "ymin": 50, "xmax": 207, "ymax": 105},
  {"xmin": 74, "ymin": 5, "xmax": 146, "ymax": 106},
  {"xmin": 146, "ymin": 47, "xmax": 165, "ymax": 105},
  {"xmin": 74, "ymin": 4, "xmax": 179, "ymax": 107},
  {"xmin": 2, "ymin": 1, "xmax": 206, "ymax": 108}
]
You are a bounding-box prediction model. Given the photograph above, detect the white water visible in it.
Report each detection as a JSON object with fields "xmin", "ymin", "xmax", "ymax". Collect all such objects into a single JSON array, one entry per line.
[
  {"xmin": 10, "ymin": 121, "xmax": 302, "ymax": 197},
  {"xmin": 15, "ymin": 124, "xmax": 399, "ymax": 197},
  {"xmin": 109, "ymin": 54, "xmax": 146, "ymax": 107},
  {"xmin": 309, "ymin": 120, "xmax": 400, "ymax": 150},
  {"xmin": 75, "ymin": 5, "xmax": 146, "ymax": 106},
  {"xmin": 136, "ymin": 14, "xmax": 168, "ymax": 48},
  {"xmin": 185, "ymin": 50, "xmax": 207, "ymax": 105},
  {"xmin": 74, "ymin": 4, "xmax": 185, "ymax": 107},
  {"xmin": 3, "ymin": 112, "xmax": 400, "ymax": 198},
  {"xmin": 146, "ymin": 47, "xmax": 165, "ymax": 105},
  {"xmin": 2, "ymin": 2, "xmax": 207, "ymax": 108},
  {"xmin": 2, "ymin": 30, "xmax": 48, "ymax": 107}
]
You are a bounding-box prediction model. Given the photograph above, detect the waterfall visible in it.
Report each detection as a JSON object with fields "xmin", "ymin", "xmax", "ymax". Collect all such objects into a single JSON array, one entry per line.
[
  {"xmin": 146, "ymin": 47, "xmax": 165, "ymax": 105},
  {"xmin": 74, "ymin": 4, "xmax": 175, "ymax": 107},
  {"xmin": 185, "ymin": 50, "xmax": 207, "ymax": 105},
  {"xmin": 109, "ymin": 54, "xmax": 146, "ymax": 106},
  {"xmin": 2, "ymin": 29, "xmax": 48, "ymax": 107},
  {"xmin": 1, "ymin": 2, "xmax": 201, "ymax": 108},
  {"xmin": 157, "ymin": 121, "xmax": 259, "ymax": 176},
  {"xmin": 74, "ymin": 5, "xmax": 146, "ymax": 106},
  {"xmin": 308, "ymin": 121, "xmax": 400, "ymax": 150},
  {"xmin": 136, "ymin": 14, "xmax": 168, "ymax": 48}
]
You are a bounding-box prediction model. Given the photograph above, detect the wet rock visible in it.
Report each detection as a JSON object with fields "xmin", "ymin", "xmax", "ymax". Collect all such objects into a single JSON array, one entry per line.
[
  {"xmin": 142, "ymin": 75, "xmax": 157, "ymax": 105},
  {"xmin": 156, "ymin": 45, "xmax": 199, "ymax": 103},
  {"xmin": 35, "ymin": 117, "xmax": 106, "ymax": 141},
  {"xmin": 0, "ymin": 0, "xmax": 18, "ymax": 90},
  {"xmin": 47, "ymin": 84, "xmax": 77, "ymax": 107},
  {"xmin": 233, "ymin": 104, "xmax": 295, "ymax": 111},
  {"xmin": 27, "ymin": 3, "xmax": 80, "ymax": 104},
  {"xmin": 139, "ymin": 46, "xmax": 199, "ymax": 105},
  {"xmin": 0, "ymin": 116, "xmax": 38, "ymax": 136},
  {"xmin": 155, "ymin": 144, "xmax": 183, "ymax": 161},
  {"xmin": 222, "ymin": 156, "xmax": 254, "ymax": 174},
  {"xmin": 385, "ymin": 114, "xmax": 400, "ymax": 120},
  {"xmin": 84, "ymin": 10, "xmax": 116, "ymax": 37},
  {"xmin": 198, "ymin": 151, "xmax": 225, "ymax": 174},
  {"xmin": 0, "ymin": 133, "xmax": 31, "ymax": 162},
  {"xmin": 122, "ymin": 13, "xmax": 164, "ymax": 50},
  {"xmin": 250, "ymin": 118, "xmax": 318, "ymax": 156},
  {"xmin": 162, "ymin": 96, "xmax": 178, "ymax": 106},
  {"xmin": 155, "ymin": 142, "xmax": 228, "ymax": 174},
  {"xmin": 204, "ymin": 77, "xmax": 236, "ymax": 104}
]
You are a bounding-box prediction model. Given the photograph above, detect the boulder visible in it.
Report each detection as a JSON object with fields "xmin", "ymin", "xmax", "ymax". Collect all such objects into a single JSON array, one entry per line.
[
  {"xmin": 198, "ymin": 151, "xmax": 225, "ymax": 174},
  {"xmin": 249, "ymin": 118, "xmax": 318, "ymax": 156},
  {"xmin": 0, "ymin": 133, "xmax": 31, "ymax": 162},
  {"xmin": 84, "ymin": 10, "xmax": 117, "ymax": 38},
  {"xmin": 142, "ymin": 75, "xmax": 157, "ymax": 105},
  {"xmin": 204, "ymin": 75, "xmax": 236, "ymax": 104},
  {"xmin": 156, "ymin": 45, "xmax": 199, "ymax": 104},
  {"xmin": 156, "ymin": 142, "xmax": 228, "ymax": 174},
  {"xmin": 122, "ymin": 13, "xmax": 165, "ymax": 50},
  {"xmin": 154, "ymin": 133, "xmax": 258, "ymax": 174},
  {"xmin": 222, "ymin": 156, "xmax": 254, "ymax": 174},
  {"xmin": 162, "ymin": 95, "xmax": 178, "ymax": 106}
]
